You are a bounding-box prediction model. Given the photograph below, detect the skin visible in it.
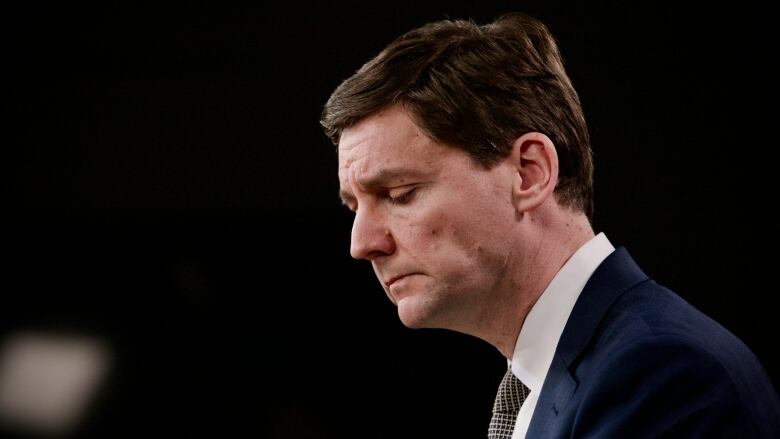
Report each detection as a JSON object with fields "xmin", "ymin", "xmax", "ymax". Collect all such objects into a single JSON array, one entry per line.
[{"xmin": 338, "ymin": 105, "xmax": 594, "ymax": 358}]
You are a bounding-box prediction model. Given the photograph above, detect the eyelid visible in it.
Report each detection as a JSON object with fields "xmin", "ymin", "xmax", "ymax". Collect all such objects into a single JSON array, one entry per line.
[
  {"xmin": 387, "ymin": 186, "xmax": 413, "ymax": 197},
  {"xmin": 388, "ymin": 182, "xmax": 420, "ymax": 195},
  {"xmin": 386, "ymin": 185, "xmax": 418, "ymax": 205}
]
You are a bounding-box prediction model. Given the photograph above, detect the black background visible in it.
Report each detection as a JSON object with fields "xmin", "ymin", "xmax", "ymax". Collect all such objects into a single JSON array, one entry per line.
[{"xmin": 4, "ymin": 2, "xmax": 778, "ymax": 438}]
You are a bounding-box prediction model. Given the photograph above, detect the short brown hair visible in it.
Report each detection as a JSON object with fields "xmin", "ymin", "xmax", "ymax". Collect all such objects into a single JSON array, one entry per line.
[{"xmin": 321, "ymin": 13, "xmax": 594, "ymax": 217}]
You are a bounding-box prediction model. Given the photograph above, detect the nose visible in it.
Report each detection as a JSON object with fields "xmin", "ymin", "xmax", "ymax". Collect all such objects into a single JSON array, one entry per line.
[{"xmin": 350, "ymin": 206, "xmax": 396, "ymax": 260}]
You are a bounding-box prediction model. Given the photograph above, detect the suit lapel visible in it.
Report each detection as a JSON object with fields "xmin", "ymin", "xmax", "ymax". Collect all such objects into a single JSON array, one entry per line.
[{"xmin": 526, "ymin": 247, "xmax": 649, "ymax": 437}]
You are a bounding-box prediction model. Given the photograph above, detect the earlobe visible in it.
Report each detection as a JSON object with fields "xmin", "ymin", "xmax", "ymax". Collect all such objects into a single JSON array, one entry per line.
[{"xmin": 508, "ymin": 132, "xmax": 559, "ymax": 214}]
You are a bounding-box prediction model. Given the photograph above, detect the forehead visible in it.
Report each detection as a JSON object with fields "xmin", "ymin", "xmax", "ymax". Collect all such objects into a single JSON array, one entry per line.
[{"xmin": 337, "ymin": 106, "xmax": 443, "ymax": 179}]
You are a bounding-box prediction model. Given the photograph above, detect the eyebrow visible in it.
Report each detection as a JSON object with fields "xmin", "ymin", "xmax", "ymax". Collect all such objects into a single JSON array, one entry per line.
[{"xmin": 338, "ymin": 167, "xmax": 427, "ymax": 206}]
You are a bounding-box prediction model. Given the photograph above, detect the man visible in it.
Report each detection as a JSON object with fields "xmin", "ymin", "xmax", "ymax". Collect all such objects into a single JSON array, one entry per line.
[{"xmin": 321, "ymin": 13, "xmax": 780, "ymax": 438}]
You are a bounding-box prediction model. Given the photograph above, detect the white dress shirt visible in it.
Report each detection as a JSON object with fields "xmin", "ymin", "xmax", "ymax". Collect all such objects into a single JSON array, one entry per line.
[{"xmin": 510, "ymin": 233, "xmax": 615, "ymax": 439}]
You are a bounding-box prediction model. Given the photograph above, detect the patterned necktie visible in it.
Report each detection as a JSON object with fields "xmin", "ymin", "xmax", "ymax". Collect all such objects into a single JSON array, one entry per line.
[{"xmin": 488, "ymin": 368, "xmax": 529, "ymax": 439}]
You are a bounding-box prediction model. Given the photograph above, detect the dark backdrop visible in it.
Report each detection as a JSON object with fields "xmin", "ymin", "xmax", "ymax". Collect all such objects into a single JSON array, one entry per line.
[{"xmin": 5, "ymin": 2, "xmax": 778, "ymax": 438}]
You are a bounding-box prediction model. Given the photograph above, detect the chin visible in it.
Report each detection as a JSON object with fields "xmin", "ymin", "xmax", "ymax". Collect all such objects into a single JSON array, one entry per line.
[
  {"xmin": 396, "ymin": 298, "xmax": 436, "ymax": 329},
  {"xmin": 398, "ymin": 314, "xmax": 426, "ymax": 329}
]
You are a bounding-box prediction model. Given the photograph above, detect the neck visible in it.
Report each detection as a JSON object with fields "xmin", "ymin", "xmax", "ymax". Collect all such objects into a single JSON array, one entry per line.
[{"xmin": 485, "ymin": 207, "xmax": 594, "ymax": 359}]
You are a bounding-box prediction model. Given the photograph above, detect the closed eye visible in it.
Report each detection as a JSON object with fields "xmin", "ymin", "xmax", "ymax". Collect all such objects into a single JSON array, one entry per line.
[{"xmin": 386, "ymin": 187, "xmax": 416, "ymax": 205}]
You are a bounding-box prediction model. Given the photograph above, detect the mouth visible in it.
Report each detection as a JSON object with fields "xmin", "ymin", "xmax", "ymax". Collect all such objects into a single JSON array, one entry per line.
[{"xmin": 385, "ymin": 273, "xmax": 417, "ymax": 287}]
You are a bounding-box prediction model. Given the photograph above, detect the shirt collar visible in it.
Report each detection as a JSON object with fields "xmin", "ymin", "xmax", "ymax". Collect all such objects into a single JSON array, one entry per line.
[{"xmin": 510, "ymin": 232, "xmax": 615, "ymax": 392}]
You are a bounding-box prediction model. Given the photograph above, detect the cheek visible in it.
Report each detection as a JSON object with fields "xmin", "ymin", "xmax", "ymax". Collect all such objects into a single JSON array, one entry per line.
[
  {"xmin": 391, "ymin": 208, "xmax": 441, "ymax": 237},
  {"xmin": 439, "ymin": 207, "xmax": 511, "ymax": 266},
  {"xmin": 406, "ymin": 211, "xmax": 451, "ymax": 250},
  {"xmin": 394, "ymin": 196, "xmax": 503, "ymax": 257},
  {"xmin": 412, "ymin": 212, "xmax": 480, "ymax": 260}
]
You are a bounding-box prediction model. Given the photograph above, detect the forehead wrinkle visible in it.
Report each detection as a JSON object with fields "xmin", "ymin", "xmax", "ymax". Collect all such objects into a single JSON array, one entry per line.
[
  {"xmin": 337, "ymin": 106, "xmax": 443, "ymax": 204},
  {"xmin": 339, "ymin": 166, "xmax": 429, "ymax": 206}
]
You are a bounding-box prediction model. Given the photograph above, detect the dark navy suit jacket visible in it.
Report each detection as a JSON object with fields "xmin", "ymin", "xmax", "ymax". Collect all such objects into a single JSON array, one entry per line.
[{"xmin": 525, "ymin": 247, "xmax": 780, "ymax": 438}]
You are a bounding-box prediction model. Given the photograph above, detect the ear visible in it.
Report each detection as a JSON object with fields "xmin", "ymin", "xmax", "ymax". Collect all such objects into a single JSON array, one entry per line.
[{"xmin": 507, "ymin": 132, "xmax": 559, "ymax": 214}]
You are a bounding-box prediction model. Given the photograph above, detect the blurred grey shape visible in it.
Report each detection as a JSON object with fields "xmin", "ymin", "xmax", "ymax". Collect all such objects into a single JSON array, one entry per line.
[{"xmin": 0, "ymin": 332, "xmax": 111, "ymax": 436}]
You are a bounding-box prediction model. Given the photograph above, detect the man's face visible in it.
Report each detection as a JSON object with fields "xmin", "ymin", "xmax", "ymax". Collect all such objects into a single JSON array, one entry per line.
[{"xmin": 338, "ymin": 106, "xmax": 520, "ymax": 330}]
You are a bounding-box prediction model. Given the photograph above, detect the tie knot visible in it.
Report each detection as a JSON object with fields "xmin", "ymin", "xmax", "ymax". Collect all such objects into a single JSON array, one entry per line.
[
  {"xmin": 492, "ymin": 368, "xmax": 528, "ymax": 414},
  {"xmin": 488, "ymin": 369, "xmax": 529, "ymax": 439}
]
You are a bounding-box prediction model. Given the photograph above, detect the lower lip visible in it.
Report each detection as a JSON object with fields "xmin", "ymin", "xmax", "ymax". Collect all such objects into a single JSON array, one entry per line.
[{"xmin": 389, "ymin": 274, "xmax": 414, "ymax": 288}]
